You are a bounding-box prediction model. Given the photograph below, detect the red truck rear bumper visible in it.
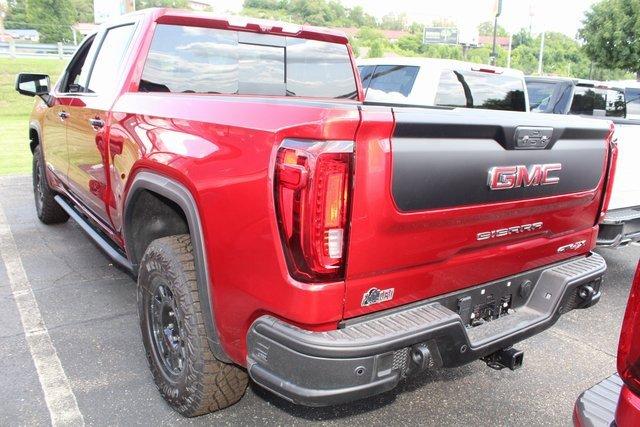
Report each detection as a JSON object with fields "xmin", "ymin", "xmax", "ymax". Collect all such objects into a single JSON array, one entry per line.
[
  {"xmin": 247, "ymin": 253, "xmax": 605, "ymax": 406},
  {"xmin": 597, "ymin": 207, "xmax": 640, "ymax": 248}
]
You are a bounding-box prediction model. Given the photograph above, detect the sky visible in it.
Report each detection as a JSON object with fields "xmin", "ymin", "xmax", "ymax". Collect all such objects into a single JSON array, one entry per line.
[{"xmin": 214, "ymin": 0, "xmax": 600, "ymax": 39}]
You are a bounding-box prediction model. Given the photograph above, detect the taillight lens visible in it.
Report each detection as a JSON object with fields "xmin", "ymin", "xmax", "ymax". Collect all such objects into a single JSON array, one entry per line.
[
  {"xmin": 274, "ymin": 140, "xmax": 353, "ymax": 282},
  {"xmin": 600, "ymin": 123, "xmax": 618, "ymax": 220},
  {"xmin": 618, "ymin": 261, "xmax": 640, "ymax": 394}
]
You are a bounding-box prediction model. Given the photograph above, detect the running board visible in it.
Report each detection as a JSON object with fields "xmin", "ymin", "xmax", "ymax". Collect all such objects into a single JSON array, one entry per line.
[{"xmin": 54, "ymin": 195, "xmax": 133, "ymax": 272}]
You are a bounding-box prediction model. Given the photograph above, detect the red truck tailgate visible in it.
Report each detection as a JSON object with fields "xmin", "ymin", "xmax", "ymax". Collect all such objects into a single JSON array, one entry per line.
[{"xmin": 344, "ymin": 106, "xmax": 612, "ymax": 319}]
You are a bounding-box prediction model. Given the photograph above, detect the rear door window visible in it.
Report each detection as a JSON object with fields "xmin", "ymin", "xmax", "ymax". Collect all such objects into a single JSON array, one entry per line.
[
  {"xmin": 526, "ymin": 81, "xmax": 556, "ymax": 111},
  {"xmin": 626, "ymin": 88, "xmax": 640, "ymax": 118},
  {"xmin": 570, "ymin": 86, "xmax": 625, "ymax": 117},
  {"xmin": 357, "ymin": 65, "xmax": 376, "ymax": 90},
  {"xmin": 435, "ymin": 70, "xmax": 526, "ymax": 111},
  {"xmin": 286, "ymin": 38, "xmax": 357, "ymax": 98},
  {"xmin": 140, "ymin": 24, "xmax": 357, "ymax": 99},
  {"xmin": 364, "ymin": 65, "xmax": 419, "ymax": 102}
]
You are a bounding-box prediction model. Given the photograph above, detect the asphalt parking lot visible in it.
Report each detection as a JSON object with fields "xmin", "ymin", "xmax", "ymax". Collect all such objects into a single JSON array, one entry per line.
[{"xmin": 1, "ymin": 174, "xmax": 638, "ymax": 426}]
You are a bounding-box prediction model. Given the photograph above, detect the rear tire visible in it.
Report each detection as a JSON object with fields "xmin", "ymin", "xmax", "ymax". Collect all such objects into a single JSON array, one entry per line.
[
  {"xmin": 137, "ymin": 234, "xmax": 248, "ymax": 416},
  {"xmin": 32, "ymin": 145, "xmax": 69, "ymax": 224}
]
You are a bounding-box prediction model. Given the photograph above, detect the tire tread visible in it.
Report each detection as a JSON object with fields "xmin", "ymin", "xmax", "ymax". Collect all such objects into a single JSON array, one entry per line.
[{"xmin": 138, "ymin": 234, "xmax": 248, "ymax": 417}]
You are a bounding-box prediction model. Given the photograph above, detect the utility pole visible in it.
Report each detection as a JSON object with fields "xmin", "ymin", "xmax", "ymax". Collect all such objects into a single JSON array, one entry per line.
[
  {"xmin": 490, "ymin": 0, "xmax": 503, "ymax": 66},
  {"xmin": 537, "ymin": 31, "xmax": 545, "ymax": 75},
  {"xmin": 507, "ymin": 32, "xmax": 512, "ymax": 68}
]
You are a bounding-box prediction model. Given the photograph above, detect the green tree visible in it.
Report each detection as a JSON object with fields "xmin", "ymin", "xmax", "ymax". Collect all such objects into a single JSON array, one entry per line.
[
  {"xmin": 368, "ymin": 40, "xmax": 383, "ymax": 58},
  {"xmin": 242, "ymin": 0, "xmax": 376, "ymax": 27},
  {"xmin": 21, "ymin": 0, "xmax": 76, "ymax": 42},
  {"xmin": 348, "ymin": 5, "xmax": 376, "ymax": 27},
  {"xmin": 580, "ymin": 0, "xmax": 640, "ymax": 80},
  {"xmin": 356, "ymin": 27, "xmax": 387, "ymax": 46},
  {"xmin": 380, "ymin": 12, "xmax": 406, "ymax": 30},
  {"xmin": 70, "ymin": 0, "xmax": 93, "ymax": 23},
  {"xmin": 396, "ymin": 34, "xmax": 422, "ymax": 52},
  {"xmin": 4, "ymin": 0, "xmax": 29, "ymax": 29},
  {"xmin": 478, "ymin": 20, "xmax": 508, "ymax": 37}
]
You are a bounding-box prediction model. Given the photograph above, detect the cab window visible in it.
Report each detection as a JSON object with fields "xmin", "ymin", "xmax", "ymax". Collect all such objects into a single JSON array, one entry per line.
[
  {"xmin": 435, "ymin": 70, "xmax": 526, "ymax": 111},
  {"xmin": 61, "ymin": 36, "xmax": 95, "ymax": 93},
  {"xmin": 87, "ymin": 24, "xmax": 135, "ymax": 94},
  {"xmin": 570, "ymin": 86, "xmax": 625, "ymax": 117}
]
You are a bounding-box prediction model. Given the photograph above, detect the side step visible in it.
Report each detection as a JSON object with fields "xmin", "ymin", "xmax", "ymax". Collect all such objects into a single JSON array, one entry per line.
[{"xmin": 54, "ymin": 195, "xmax": 133, "ymax": 272}]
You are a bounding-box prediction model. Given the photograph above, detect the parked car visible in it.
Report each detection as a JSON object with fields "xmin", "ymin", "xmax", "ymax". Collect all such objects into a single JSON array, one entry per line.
[
  {"xmin": 525, "ymin": 76, "xmax": 640, "ymax": 248},
  {"xmin": 357, "ymin": 57, "xmax": 529, "ymax": 111},
  {"xmin": 573, "ymin": 261, "xmax": 640, "ymax": 427},
  {"xmin": 16, "ymin": 8, "xmax": 614, "ymax": 417}
]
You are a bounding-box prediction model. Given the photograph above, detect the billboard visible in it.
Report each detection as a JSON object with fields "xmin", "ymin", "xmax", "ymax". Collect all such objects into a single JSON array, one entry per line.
[
  {"xmin": 93, "ymin": 0, "xmax": 135, "ymax": 24},
  {"xmin": 422, "ymin": 27, "xmax": 459, "ymax": 45}
]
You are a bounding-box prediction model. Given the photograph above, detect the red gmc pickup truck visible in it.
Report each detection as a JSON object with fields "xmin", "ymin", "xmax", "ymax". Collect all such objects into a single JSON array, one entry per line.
[{"xmin": 15, "ymin": 8, "xmax": 615, "ymax": 417}]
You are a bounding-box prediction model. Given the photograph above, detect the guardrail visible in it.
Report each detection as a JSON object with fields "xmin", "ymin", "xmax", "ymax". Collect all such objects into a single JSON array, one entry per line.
[{"xmin": 0, "ymin": 41, "xmax": 77, "ymax": 59}]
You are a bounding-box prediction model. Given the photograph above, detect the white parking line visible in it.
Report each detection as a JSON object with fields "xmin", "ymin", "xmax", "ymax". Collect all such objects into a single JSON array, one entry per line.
[{"xmin": 0, "ymin": 206, "xmax": 84, "ymax": 427}]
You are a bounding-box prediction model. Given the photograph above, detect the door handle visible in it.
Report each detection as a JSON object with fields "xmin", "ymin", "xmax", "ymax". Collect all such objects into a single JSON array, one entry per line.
[
  {"xmin": 58, "ymin": 111, "xmax": 69, "ymax": 119},
  {"xmin": 89, "ymin": 118, "xmax": 105, "ymax": 129}
]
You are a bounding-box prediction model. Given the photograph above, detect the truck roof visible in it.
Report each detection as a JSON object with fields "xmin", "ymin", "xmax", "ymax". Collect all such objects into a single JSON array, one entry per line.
[
  {"xmin": 526, "ymin": 75, "xmax": 625, "ymax": 91},
  {"xmin": 357, "ymin": 57, "xmax": 524, "ymax": 78},
  {"xmin": 525, "ymin": 75, "xmax": 576, "ymax": 83},
  {"xmin": 129, "ymin": 8, "xmax": 350, "ymax": 44}
]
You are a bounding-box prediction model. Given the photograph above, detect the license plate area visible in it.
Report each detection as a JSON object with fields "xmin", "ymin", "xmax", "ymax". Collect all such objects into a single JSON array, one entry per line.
[{"xmin": 429, "ymin": 268, "xmax": 545, "ymax": 328}]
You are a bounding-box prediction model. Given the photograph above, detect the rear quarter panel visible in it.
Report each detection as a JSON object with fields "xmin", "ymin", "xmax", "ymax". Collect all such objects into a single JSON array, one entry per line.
[{"xmin": 110, "ymin": 93, "xmax": 361, "ymax": 363}]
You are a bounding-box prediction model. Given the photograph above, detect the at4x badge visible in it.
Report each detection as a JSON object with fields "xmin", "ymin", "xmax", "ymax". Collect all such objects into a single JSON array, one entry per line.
[{"xmin": 361, "ymin": 287, "xmax": 395, "ymax": 307}]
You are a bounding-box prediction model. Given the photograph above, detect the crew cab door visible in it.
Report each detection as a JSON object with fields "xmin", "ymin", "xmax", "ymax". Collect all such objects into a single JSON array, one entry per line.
[
  {"xmin": 64, "ymin": 24, "xmax": 136, "ymax": 226},
  {"xmin": 42, "ymin": 36, "xmax": 96, "ymax": 186}
]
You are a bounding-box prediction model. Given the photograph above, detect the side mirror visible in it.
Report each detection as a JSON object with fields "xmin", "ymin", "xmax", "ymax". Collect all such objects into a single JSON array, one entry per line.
[{"xmin": 15, "ymin": 73, "xmax": 50, "ymax": 97}]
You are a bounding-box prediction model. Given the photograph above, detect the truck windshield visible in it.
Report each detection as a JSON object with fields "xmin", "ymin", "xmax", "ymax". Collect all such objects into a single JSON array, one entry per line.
[
  {"xmin": 139, "ymin": 24, "xmax": 357, "ymax": 99},
  {"xmin": 435, "ymin": 70, "xmax": 526, "ymax": 112}
]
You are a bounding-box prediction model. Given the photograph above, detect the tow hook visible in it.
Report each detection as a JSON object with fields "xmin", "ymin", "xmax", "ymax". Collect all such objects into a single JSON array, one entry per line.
[
  {"xmin": 408, "ymin": 343, "xmax": 435, "ymax": 372},
  {"xmin": 576, "ymin": 281, "xmax": 601, "ymax": 309},
  {"xmin": 578, "ymin": 284, "xmax": 595, "ymax": 301},
  {"xmin": 483, "ymin": 347, "xmax": 524, "ymax": 371}
]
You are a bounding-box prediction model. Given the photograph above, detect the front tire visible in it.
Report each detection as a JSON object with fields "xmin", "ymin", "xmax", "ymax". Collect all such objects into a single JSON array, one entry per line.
[
  {"xmin": 32, "ymin": 145, "xmax": 68, "ymax": 224},
  {"xmin": 137, "ymin": 234, "xmax": 248, "ymax": 416}
]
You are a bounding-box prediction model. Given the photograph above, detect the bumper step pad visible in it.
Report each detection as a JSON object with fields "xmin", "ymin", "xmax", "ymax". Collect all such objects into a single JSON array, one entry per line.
[
  {"xmin": 598, "ymin": 207, "xmax": 640, "ymax": 247},
  {"xmin": 574, "ymin": 374, "xmax": 622, "ymax": 427},
  {"xmin": 247, "ymin": 253, "xmax": 606, "ymax": 406}
]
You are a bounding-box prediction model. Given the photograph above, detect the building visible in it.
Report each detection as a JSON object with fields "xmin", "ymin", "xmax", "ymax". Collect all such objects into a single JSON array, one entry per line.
[
  {"xmin": 74, "ymin": 23, "xmax": 98, "ymax": 37},
  {"xmin": 4, "ymin": 29, "xmax": 39, "ymax": 42},
  {"xmin": 477, "ymin": 35, "xmax": 510, "ymax": 49},
  {"xmin": 189, "ymin": 1, "xmax": 212, "ymax": 11}
]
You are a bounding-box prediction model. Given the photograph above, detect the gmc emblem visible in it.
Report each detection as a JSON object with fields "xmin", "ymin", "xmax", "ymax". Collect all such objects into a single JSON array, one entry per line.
[{"xmin": 488, "ymin": 163, "xmax": 562, "ymax": 190}]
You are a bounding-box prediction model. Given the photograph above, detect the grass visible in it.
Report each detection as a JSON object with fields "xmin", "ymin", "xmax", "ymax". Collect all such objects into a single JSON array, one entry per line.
[{"xmin": 0, "ymin": 57, "xmax": 66, "ymax": 175}]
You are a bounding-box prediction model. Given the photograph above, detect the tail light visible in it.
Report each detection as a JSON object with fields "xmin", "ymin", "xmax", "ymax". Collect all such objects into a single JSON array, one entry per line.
[
  {"xmin": 274, "ymin": 139, "xmax": 353, "ymax": 282},
  {"xmin": 600, "ymin": 123, "xmax": 618, "ymax": 221},
  {"xmin": 618, "ymin": 261, "xmax": 640, "ymax": 395}
]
